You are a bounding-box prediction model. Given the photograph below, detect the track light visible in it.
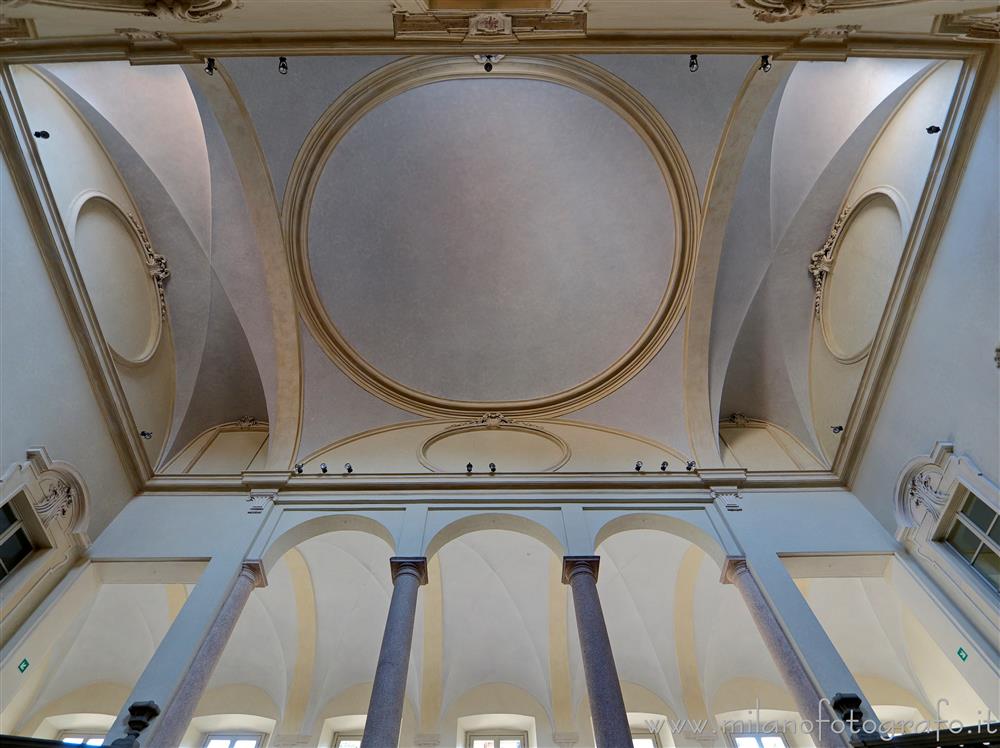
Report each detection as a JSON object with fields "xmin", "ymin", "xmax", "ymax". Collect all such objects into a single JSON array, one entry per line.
[
  {"xmin": 686, "ymin": 460, "xmax": 696, "ymax": 472},
  {"xmin": 831, "ymin": 425, "xmax": 844, "ymax": 434},
  {"xmin": 760, "ymin": 55, "xmax": 772, "ymax": 73},
  {"xmin": 635, "ymin": 460, "xmax": 643, "ymax": 472},
  {"xmin": 320, "ymin": 463, "xmax": 328, "ymax": 473},
  {"xmin": 489, "ymin": 462, "xmax": 496, "ymax": 474},
  {"xmin": 689, "ymin": 54, "xmax": 699, "ymax": 72},
  {"xmin": 926, "ymin": 125, "xmax": 941, "ymax": 134},
  {"xmin": 139, "ymin": 430, "xmax": 152, "ymax": 440},
  {"xmin": 344, "ymin": 463, "xmax": 353, "ymax": 474},
  {"xmin": 204, "ymin": 57, "xmax": 216, "ymax": 76},
  {"xmin": 660, "ymin": 461, "xmax": 669, "ymax": 471},
  {"xmin": 294, "ymin": 463, "xmax": 303, "ymax": 474},
  {"xmin": 278, "ymin": 56, "xmax": 288, "ymax": 75},
  {"xmin": 466, "ymin": 462, "xmax": 473, "ymax": 474},
  {"xmin": 32, "ymin": 130, "xmax": 49, "ymax": 139}
]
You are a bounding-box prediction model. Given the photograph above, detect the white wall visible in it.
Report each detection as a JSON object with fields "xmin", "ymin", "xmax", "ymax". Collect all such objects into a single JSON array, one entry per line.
[
  {"xmin": 0, "ymin": 153, "xmax": 133, "ymax": 537},
  {"xmin": 852, "ymin": 80, "xmax": 1000, "ymax": 530}
]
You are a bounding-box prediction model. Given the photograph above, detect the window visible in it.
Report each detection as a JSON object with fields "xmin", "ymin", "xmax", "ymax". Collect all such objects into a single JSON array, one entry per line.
[
  {"xmin": 333, "ymin": 735, "xmax": 363, "ymax": 748},
  {"xmin": 732, "ymin": 736, "xmax": 788, "ymax": 748},
  {"xmin": 943, "ymin": 491, "xmax": 1000, "ymax": 592},
  {"xmin": 59, "ymin": 735, "xmax": 105, "ymax": 746},
  {"xmin": 632, "ymin": 732, "xmax": 661, "ymax": 748},
  {"xmin": 202, "ymin": 734, "xmax": 265, "ymax": 748},
  {"xmin": 0, "ymin": 498, "xmax": 35, "ymax": 583},
  {"xmin": 466, "ymin": 733, "xmax": 528, "ymax": 748}
]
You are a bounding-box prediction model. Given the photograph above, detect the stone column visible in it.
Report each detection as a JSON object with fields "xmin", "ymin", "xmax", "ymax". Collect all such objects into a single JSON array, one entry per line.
[
  {"xmin": 146, "ymin": 562, "xmax": 266, "ymax": 748},
  {"xmin": 726, "ymin": 559, "xmax": 852, "ymax": 748},
  {"xmin": 563, "ymin": 556, "xmax": 632, "ymax": 748},
  {"xmin": 361, "ymin": 557, "xmax": 427, "ymax": 748}
]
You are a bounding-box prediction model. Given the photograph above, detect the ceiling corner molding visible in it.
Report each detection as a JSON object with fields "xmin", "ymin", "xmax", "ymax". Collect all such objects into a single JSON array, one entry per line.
[
  {"xmin": 392, "ymin": 6, "xmax": 587, "ymax": 42},
  {"xmin": 731, "ymin": 0, "xmax": 921, "ymax": 24},
  {"xmin": 0, "ymin": 0, "xmax": 243, "ymax": 23}
]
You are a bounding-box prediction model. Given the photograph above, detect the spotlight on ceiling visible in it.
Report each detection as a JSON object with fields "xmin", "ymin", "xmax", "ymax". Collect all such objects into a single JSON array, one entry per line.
[
  {"xmin": 831, "ymin": 425, "xmax": 844, "ymax": 434},
  {"xmin": 204, "ymin": 57, "xmax": 216, "ymax": 76},
  {"xmin": 466, "ymin": 462, "xmax": 474, "ymax": 474},
  {"xmin": 660, "ymin": 461, "xmax": 669, "ymax": 472},
  {"xmin": 635, "ymin": 460, "xmax": 643, "ymax": 472},
  {"xmin": 474, "ymin": 53, "xmax": 503, "ymax": 73},
  {"xmin": 926, "ymin": 125, "xmax": 941, "ymax": 134},
  {"xmin": 320, "ymin": 463, "xmax": 328, "ymax": 474},
  {"xmin": 278, "ymin": 56, "xmax": 288, "ymax": 75},
  {"xmin": 294, "ymin": 463, "xmax": 304, "ymax": 474},
  {"xmin": 139, "ymin": 430, "xmax": 152, "ymax": 440},
  {"xmin": 689, "ymin": 54, "xmax": 699, "ymax": 73},
  {"xmin": 489, "ymin": 462, "xmax": 497, "ymax": 474},
  {"xmin": 760, "ymin": 55, "xmax": 772, "ymax": 73},
  {"xmin": 32, "ymin": 130, "xmax": 49, "ymax": 139},
  {"xmin": 344, "ymin": 463, "xmax": 353, "ymax": 474},
  {"xmin": 686, "ymin": 460, "xmax": 696, "ymax": 472}
]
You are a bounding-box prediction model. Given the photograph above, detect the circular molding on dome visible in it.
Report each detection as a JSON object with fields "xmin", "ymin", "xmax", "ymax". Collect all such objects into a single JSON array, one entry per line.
[
  {"xmin": 283, "ymin": 55, "xmax": 700, "ymax": 418},
  {"xmin": 809, "ymin": 187, "xmax": 907, "ymax": 364},
  {"xmin": 69, "ymin": 192, "xmax": 167, "ymax": 366},
  {"xmin": 418, "ymin": 413, "xmax": 571, "ymax": 473}
]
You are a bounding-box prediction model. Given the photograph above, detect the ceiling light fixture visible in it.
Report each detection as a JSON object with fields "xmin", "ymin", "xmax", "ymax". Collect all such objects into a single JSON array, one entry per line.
[
  {"xmin": 635, "ymin": 460, "xmax": 643, "ymax": 472},
  {"xmin": 831, "ymin": 425, "xmax": 844, "ymax": 434},
  {"xmin": 466, "ymin": 462, "xmax": 473, "ymax": 474},
  {"xmin": 760, "ymin": 55, "xmax": 772, "ymax": 73},
  {"xmin": 294, "ymin": 463, "xmax": 304, "ymax": 474},
  {"xmin": 278, "ymin": 56, "xmax": 288, "ymax": 75},
  {"xmin": 689, "ymin": 54, "xmax": 699, "ymax": 72},
  {"xmin": 139, "ymin": 430, "xmax": 152, "ymax": 440},
  {"xmin": 686, "ymin": 460, "xmax": 696, "ymax": 472},
  {"xmin": 344, "ymin": 463, "xmax": 353, "ymax": 474},
  {"xmin": 204, "ymin": 57, "xmax": 216, "ymax": 76},
  {"xmin": 32, "ymin": 130, "xmax": 49, "ymax": 139},
  {"xmin": 660, "ymin": 461, "xmax": 669, "ymax": 471},
  {"xmin": 320, "ymin": 463, "xmax": 328, "ymax": 473},
  {"xmin": 489, "ymin": 462, "xmax": 496, "ymax": 474},
  {"xmin": 474, "ymin": 53, "xmax": 503, "ymax": 73},
  {"xmin": 926, "ymin": 125, "xmax": 941, "ymax": 134}
]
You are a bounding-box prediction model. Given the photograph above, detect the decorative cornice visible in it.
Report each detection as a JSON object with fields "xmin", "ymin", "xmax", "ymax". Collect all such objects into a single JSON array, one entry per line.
[
  {"xmin": 562, "ymin": 555, "xmax": 599, "ymax": 583},
  {"xmin": 390, "ymin": 556, "xmax": 429, "ymax": 584},
  {"xmin": 732, "ymin": 0, "xmax": 920, "ymax": 23},
  {"xmin": 393, "ymin": 8, "xmax": 586, "ymax": 41},
  {"xmin": 721, "ymin": 556, "xmax": 750, "ymax": 584},
  {"xmin": 934, "ymin": 8, "xmax": 1000, "ymax": 43},
  {"xmin": 126, "ymin": 211, "xmax": 170, "ymax": 320},
  {"xmin": 240, "ymin": 559, "xmax": 267, "ymax": 587},
  {"xmin": 1, "ymin": 0, "xmax": 243, "ymax": 23},
  {"xmin": 711, "ymin": 487, "xmax": 743, "ymax": 512}
]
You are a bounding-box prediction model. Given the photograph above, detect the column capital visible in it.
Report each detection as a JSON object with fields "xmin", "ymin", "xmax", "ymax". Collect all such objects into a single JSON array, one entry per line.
[
  {"xmin": 390, "ymin": 556, "xmax": 428, "ymax": 584},
  {"xmin": 721, "ymin": 556, "xmax": 749, "ymax": 584},
  {"xmin": 562, "ymin": 555, "xmax": 600, "ymax": 584},
  {"xmin": 241, "ymin": 560, "xmax": 268, "ymax": 588}
]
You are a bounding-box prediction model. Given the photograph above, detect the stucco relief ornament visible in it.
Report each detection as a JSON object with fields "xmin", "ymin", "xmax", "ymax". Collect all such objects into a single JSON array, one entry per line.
[
  {"xmin": 127, "ymin": 213, "xmax": 170, "ymax": 319},
  {"xmin": 444, "ymin": 412, "xmax": 546, "ymax": 434},
  {"xmin": 0, "ymin": 0, "xmax": 241, "ymax": 22},
  {"xmin": 469, "ymin": 11, "xmax": 511, "ymax": 36},
  {"xmin": 907, "ymin": 470, "xmax": 946, "ymax": 520},
  {"xmin": 809, "ymin": 206, "xmax": 850, "ymax": 319},
  {"xmin": 237, "ymin": 415, "xmax": 258, "ymax": 430},
  {"xmin": 34, "ymin": 479, "xmax": 75, "ymax": 525},
  {"xmin": 732, "ymin": 0, "xmax": 831, "ymax": 22}
]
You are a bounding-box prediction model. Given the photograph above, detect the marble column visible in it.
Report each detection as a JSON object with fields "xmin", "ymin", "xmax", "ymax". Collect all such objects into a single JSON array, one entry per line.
[
  {"xmin": 727, "ymin": 560, "xmax": 852, "ymax": 748},
  {"xmin": 146, "ymin": 562, "xmax": 265, "ymax": 748},
  {"xmin": 563, "ymin": 556, "xmax": 633, "ymax": 748},
  {"xmin": 361, "ymin": 557, "xmax": 427, "ymax": 748}
]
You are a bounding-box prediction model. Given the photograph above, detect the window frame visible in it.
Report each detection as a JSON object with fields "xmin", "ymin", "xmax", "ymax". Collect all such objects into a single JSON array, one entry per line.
[
  {"xmin": 200, "ymin": 732, "xmax": 267, "ymax": 748},
  {"xmin": 727, "ymin": 733, "xmax": 790, "ymax": 748},
  {"xmin": 631, "ymin": 730, "xmax": 663, "ymax": 747},
  {"xmin": 332, "ymin": 733, "xmax": 364, "ymax": 748},
  {"xmin": 465, "ymin": 731, "xmax": 530, "ymax": 748},
  {"xmin": 58, "ymin": 733, "xmax": 106, "ymax": 746},
  {"xmin": 0, "ymin": 495, "xmax": 37, "ymax": 582},
  {"xmin": 939, "ymin": 487, "xmax": 1000, "ymax": 593}
]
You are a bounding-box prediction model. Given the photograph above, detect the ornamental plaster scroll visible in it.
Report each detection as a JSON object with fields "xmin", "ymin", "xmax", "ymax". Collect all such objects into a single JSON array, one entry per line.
[
  {"xmin": 0, "ymin": 0, "xmax": 242, "ymax": 23},
  {"xmin": 126, "ymin": 211, "xmax": 170, "ymax": 321},
  {"xmin": 732, "ymin": 0, "xmax": 920, "ymax": 23},
  {"xmin": 808, "ymin": 205, "xmax": 851, "ymax": 319}
]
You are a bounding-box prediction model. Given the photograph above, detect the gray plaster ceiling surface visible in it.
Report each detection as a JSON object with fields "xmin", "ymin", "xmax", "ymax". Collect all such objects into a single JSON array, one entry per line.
[{"xmin": 308, "ymin": 77, "xmax": 675, "ymax": 404}]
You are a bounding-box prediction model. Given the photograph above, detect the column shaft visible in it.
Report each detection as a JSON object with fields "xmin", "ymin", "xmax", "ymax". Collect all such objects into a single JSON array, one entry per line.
[
  {"xmin": 361, "ymin": 557, "xmax": 427, "ymax": 748},
  {"xmin": 563, "ymin": 556, "xmax": 632, "ymax": 748}
]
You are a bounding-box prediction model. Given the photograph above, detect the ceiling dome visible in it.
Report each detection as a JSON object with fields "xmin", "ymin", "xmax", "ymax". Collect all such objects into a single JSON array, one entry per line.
[{"xmin": 288, "ymin": 57, "xmax": 697, "ymax": 417}]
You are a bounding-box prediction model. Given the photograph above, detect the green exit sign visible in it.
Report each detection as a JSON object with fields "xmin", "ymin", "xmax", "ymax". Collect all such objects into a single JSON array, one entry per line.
[
  {"xmin": 957, "ymin": 647, "xmax": 969, "ymax": 662},
  {"xmin": 17, "ymin": 658, "xmax": 29, "ymax": 673}
]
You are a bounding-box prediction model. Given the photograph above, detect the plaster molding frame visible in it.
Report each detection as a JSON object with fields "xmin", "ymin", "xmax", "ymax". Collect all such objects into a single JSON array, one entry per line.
[
  {"xmin": 283, "ymin": 54, "xmax": 700, "ymax": 419},
  {"xmin": 731, "ymin": 0, "xmax": 922, "ymax": 24},
  {"xmin": 0, "ymin": 66, "xmax": 150, "ymax": 487},
  {"xmin": 66, "ymin": 190, "xmax": 169, "ymax": 367},
  {"xmin": 834, "ymin": 47, "xmax": 996, "ymax": 487},
  {"xmin": 417, "ymin": 413, "xmax": 572, "ymax": 473},
  {"xmin": 809, "ymin": 185, "xmax": 909, "ymax": 364}
]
